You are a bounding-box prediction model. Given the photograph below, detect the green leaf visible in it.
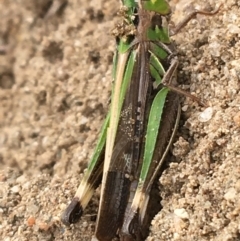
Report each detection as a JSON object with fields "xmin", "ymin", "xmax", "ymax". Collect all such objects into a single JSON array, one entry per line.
[
  {"xmin": 150, "ymin": 42, "xmax": 168, "ymax": 60},
  {"xmin": 123, "ymin": 0, "xmax": 137, "ymax": 8},
  {"xmin": 147, "ymin": 26, "xmax": 170, "ymax": 43},
  {"xmin": 118, "ymin": 39, "xmax": 133, "ymax": 53},
  {"xmin": 150, "ymin": 65, "xmax": 162, "ymax": 86},
  {"xmin": 119, "ymin": 50, "xmax": 136, "ymax": 107},
  {"xmin": 87, "ymin": 112, "xmax": 110, "ymax": 173},
  {"xmin": 150, "ymin": 51, "xmax": 165, "ymax": 76},
  {"xmin": 150, "ymin": 51, "xmax": 166, "ymax": 87},
  {"xmin": 140, "ymin": 87, "xmax": 169, "ymax": 183},
  {"xmin": 143, "ymin": 0, "xmax": 171, "ymax": 15}
]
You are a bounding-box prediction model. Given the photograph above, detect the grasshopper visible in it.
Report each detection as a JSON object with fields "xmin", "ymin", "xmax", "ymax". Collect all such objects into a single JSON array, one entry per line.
[{"xmin": 61, "ymin": 1, "xmax": 221, "ymax": 240}]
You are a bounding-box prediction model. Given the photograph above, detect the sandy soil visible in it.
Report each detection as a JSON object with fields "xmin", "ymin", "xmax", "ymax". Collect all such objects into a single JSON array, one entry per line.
[{"xmin": 0, "ymin": 0, "xmax": 240, "ymax": 240}]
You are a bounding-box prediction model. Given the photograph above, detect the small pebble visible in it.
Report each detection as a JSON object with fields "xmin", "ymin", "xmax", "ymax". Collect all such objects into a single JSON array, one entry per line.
[
  {"xmin": 198, "ymin": 107, "xmax": 213, "ymax": 122},
  {"xmin": 27, "ymin": 216, "xmax": 36, "ymax": 227},
  {"xmin": 224, "ymin": 188, "xmax": 236, "ymax": 201},
  {"xmin": 174, "ymin": 208, "xmax": 189, "ymax": 219},
  {"xmin": 233, "ymin": 112, "xmax": 240, "ymax": 127},
  {"xmin": 38, "ymin": 221, "xmax": 49, "ymax": 231},
  {"xmin": 10, "ymin": 185, "xmax": 20, "ymax": 193}
]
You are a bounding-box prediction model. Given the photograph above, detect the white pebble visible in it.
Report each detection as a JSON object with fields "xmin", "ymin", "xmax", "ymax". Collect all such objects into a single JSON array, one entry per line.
[
  {"xmin": 10, "ymin": 185, "xmax": 20, "ymax": 193},
  {"xmin": 198, "ymin": 107, "xmax": 213, "ymax": 122},
  {"xmin": 174, "ymin": 208, "xmax": 189, "ymax": 219},
  {"xmin": 224, "ymin": 188, "xmax": 236, "ymax": 201}
]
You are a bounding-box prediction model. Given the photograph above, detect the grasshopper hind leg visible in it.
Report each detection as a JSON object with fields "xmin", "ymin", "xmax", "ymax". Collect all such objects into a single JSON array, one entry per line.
[
  {"xmin": 61, "ymin": 197, "xmax": 83, "ymax": 226},
  {"xmin": 119, "ymin": 181, "xmax": 161, "ymax": 241}
]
